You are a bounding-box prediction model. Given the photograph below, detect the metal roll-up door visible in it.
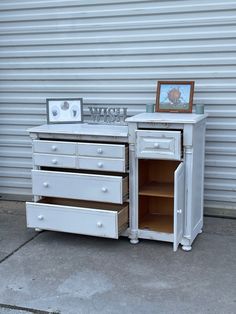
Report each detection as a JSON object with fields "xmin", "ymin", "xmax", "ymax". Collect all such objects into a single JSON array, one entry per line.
[{"xmin": 0, "ymin": 0, "xmax": 235, "ymax": 216}]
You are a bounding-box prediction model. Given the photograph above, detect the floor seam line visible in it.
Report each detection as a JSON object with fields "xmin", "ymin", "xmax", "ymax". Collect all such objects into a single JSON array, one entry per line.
[
  {"xmin": 0, "ymin": 303, "xmax": 59, "ymax": 313},
  {"xmin": 0, "ymin": 232, "xmax": 42, "ymax": 264}
]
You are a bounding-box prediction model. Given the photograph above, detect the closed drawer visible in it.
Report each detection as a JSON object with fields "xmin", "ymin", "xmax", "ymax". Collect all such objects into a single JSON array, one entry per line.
[
  {"xmin": 33, "ymin": 140, "xmax": 77, "ymax": 155},
  {"xmin": 78, "ymin": 157, "xmax": 126, "ymax": 172},
  {"xmin": 78, "ymin": 142, "xmax": 127, "ymax": 158},
  {"xmin": 26, "ymin": 198, "xmax": 128, "ymax": 239},
  {"xmin": 32, "ymin": 170, "xmax": 128, "ymax": 204},
  {"xmin": 136, "ymin": 130, "xmax": 181, "ymax": 160},
  {"xmin": 34, "ymin": 153, "xmax": 77, "ymax": 168}
]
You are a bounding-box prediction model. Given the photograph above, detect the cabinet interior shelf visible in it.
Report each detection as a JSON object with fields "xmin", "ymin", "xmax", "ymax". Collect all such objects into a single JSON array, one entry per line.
[
  {"xmin": 139, "ymin": 182, "xmax": 174, "ymax": 198},
  {"xmin": 139, "ymin": 213, "xmax": 173, "ymax": 233}
]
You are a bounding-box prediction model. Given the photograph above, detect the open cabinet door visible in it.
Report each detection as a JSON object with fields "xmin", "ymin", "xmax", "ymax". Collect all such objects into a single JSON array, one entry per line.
[{"xmin": 173, "ymin": 162, "xmax": 185, "ymax": 251}]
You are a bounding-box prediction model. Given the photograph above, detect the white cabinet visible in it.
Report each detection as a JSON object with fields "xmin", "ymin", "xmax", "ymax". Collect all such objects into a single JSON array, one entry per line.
[
  {"xmin": 27, "ymin": 114, "xmax": 207, "ymax": 251},
  {"xmin": 126, "ymin": 112, "xmax": 207, "ymax": 251},
  {"xmin": 26, "ymin": 124, "xmax": 129, "ymax": 240}
]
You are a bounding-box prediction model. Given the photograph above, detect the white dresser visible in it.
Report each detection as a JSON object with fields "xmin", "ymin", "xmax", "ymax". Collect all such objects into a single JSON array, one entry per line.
[
  {"xmin": 126, "ymin": 113, "xmax": 208, "ymax": 251},
  {"xmin": 27, "ymin": 113, "xmax": 207, "ymax": 251},
  {"xmin": 26, "ymin": 124, "xmax": 129, "ymax": 239}
]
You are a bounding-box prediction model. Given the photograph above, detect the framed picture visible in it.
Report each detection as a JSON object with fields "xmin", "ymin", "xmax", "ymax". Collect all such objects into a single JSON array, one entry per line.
[
  {"xmin": 156, "ymin": 81, "xmax": 194, "ymax": 113},
  {"xmin": 46, "ymin": 98, "xmax": 83, "ymax": 124}
]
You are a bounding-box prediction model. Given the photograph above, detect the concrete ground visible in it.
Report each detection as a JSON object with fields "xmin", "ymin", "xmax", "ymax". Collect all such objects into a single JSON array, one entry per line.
[{"xmin": 0, "ymin": 200, "xmax": 235, "ymax": 314}]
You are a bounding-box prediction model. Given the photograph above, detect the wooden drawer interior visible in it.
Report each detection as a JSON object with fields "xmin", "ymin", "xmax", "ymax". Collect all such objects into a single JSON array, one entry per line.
[{"xmin": 38, "ymin": 197, "xmax": 128, "ymax": 212}]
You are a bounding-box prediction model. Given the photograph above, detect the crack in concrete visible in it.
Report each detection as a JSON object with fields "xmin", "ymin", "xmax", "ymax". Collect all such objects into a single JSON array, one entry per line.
[
  {"xmin": 0, "ymin": 303, "xmax": 59, "ymax": 313},
  {"xmin": 0, "ymin": 233, "xmax": 41, "ymax": 265}
]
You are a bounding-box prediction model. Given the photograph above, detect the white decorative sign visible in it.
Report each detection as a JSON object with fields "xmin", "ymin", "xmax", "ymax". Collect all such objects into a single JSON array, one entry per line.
[{"xmin": 88, "ymin": 106, "xmax": 128, "ymax": 124}]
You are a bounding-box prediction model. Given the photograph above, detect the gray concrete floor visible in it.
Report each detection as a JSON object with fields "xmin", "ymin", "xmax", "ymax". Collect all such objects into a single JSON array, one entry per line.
[{"xmin": 0, "ymin": 200, "xmax": 236, "ymax": 314}]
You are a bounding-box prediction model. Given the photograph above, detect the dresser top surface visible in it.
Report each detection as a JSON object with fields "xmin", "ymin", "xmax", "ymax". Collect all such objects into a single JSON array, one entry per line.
[
  {"xmin": 126, "ymin": 112, "xmax": 208, "ymax": 124},
  {"xmin": 28, "ymin": 123, "xmax": 128, "ymax": 138}
]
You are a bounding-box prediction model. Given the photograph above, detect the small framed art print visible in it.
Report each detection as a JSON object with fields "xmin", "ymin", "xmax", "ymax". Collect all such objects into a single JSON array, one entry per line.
[
  {"xmin": 156, "ymin": 81, "xmax": 194, "ymax": 113},
  {"xmin": 46, "ymin": 98, "xmax": 83, "ymax": 124}
]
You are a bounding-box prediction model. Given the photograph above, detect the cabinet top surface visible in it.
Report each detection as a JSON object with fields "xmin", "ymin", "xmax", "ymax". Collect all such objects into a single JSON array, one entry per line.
[
  {"xmin": 28, "ymin": 123, "xmax": 128, "ymax": 138},
  {"xmin": 126, "ymin": 112, "xmax": 208, "ymax": 124}
]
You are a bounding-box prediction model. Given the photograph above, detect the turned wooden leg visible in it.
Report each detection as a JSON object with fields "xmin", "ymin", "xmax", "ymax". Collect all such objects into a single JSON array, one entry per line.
[{"xmin": 129, "ymin": 230, "xmax": 139, "ymax": 244}]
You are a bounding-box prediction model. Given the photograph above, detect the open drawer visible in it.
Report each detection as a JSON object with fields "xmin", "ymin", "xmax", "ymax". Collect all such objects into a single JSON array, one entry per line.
[
  {"xmin": 32, "ymin": 170, "xmax": 128, "ymax": 204},
  {"xmin": 26, "ymin": 198, "xmax": 129, "ymax": 239}
]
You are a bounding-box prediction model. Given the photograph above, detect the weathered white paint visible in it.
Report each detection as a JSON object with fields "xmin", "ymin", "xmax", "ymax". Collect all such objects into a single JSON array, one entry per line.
[
  {"xmin": 174, "ymin": 162, "xmax": 185, "ymax": 251},
  {"xmin": 32, "ymin": 169, "xmax": 128, "ymax": 204},
  {"xmin": 127, "ymin": 112, "xmax": 207, "ymax": 251},
  {"xmin": 136, "ymin": 129, "xmax": 182, "ymax": 160},
  {"xmin": 26, "ymin": 201, "xmax": 128, "ymax": 239},
  {"xmin": 27, "ymin": 122, "xmax": 129, "ymax": 239}
]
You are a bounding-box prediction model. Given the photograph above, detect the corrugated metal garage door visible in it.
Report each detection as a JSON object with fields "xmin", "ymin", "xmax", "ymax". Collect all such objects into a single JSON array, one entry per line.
[{"xmin": 0, "ymin": 0, "xmax": 235, "ymax": 216}]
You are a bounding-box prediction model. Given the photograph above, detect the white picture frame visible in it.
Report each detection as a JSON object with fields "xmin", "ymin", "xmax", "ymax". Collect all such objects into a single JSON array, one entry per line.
[{"xmin": 46, "ymin": 98, "xmax": 83, "ymax": 124}]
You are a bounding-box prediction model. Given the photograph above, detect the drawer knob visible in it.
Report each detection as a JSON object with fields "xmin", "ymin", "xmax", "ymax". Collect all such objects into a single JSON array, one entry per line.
[
  {"xmin": 97, "ymin": 162, "xmax": 103, "ymax": 168},
  {"xmin": 97, "ymin": 221, "xmax": 103, "ymax": 228},
  {"xmin": 51, "ymin": 145, "xmax": 57, "ymax": 151},
  {"xmin": 177, "ymin": 209, "xmax": 182, "ymax": 214},
  {"xmin": 154, "ymin": 143, "xmax": 159, "ymax": 148},
  {"xmin": 97, "ymin": 148, "xmax": 103, "ymax": 154},
  {"xmin": 101, "ymin": 187, "xmax": 108, "ymax": 193},
  {"xmin": 43, "ymin": 182, "xmax": 49, "ymax": 188},
  {"xmin": 38, "ymin": 215, "xmax": 44, "ymax": 221},
  {"xmin": 52, "ymin": 159, "xmax": 58, "ymax": 164}
]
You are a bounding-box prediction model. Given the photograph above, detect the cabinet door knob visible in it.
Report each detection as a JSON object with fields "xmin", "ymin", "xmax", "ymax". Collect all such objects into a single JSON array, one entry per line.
[
  {"xmin": 154, "ymin": 143, "xmax": 159, "ymax": 148},
  {"xmin": 177, "ymin": 209, "xmax": 182, "ymax": 214},
  {"xmin": 52, "ymin": 159, "xmax": 57, "ymax": 164},
  {"xmin": 97, "ymin": 162, "xmax": 103, "ymax": 168},
  {"xmin": 97, "ymin": 221, "xmax": 103, "ymax": 228},
  {"xmin": 38, "ymin": 215, "xmax": 44, "ymax": 221},
  {"xmin": 101, "ymin": 187, "xmax": 108, "ymax": 192},
  {"xmin": 97, "ymin": 148, "xmax": 103, "ymax": 154},
  {"xmin": 51, "ymin": 145, "xmax": 57, "ymax": 151},
  {"xmin": 43, "ymin": 182, "xmax": 49, "ymax": 187}
]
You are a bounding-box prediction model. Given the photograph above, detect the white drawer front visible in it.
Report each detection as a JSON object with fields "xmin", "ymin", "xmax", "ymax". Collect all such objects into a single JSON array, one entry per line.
[
  {"xmin": 78, "ymin": 142, "xmax": 126, "ymax": 158},
  {"xmin": 78, "ymin": 157, "xmax": 126, "ymax": 172},
  {"xmin": 34, "ymin": 153, "xmax": 77, "ymax": 168},
  {"xmin": 32, "ymin": 170, "xmax": 128, "ymax": 204},
  {"xmin": 33, "ymin": 140, "xmax": 77, "ymax": 155},
  {"xmin": 136, "ymin": 130, "xmax": 181, "ymax": 160},
  {"xmin": 26, "ymin": 201, "xmax": 128, "ymax": 239}
]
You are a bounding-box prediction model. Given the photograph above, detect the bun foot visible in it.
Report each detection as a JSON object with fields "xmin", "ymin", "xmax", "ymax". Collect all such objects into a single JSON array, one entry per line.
[
  {"xmin": 130, "ymin": 239, "xmax": 139, "ymax": 244},
  {"xmin": 35, "ymin": 228, "xmax": 42, "ymax": 232},
  {"xmin": 182, "ymin": 245, "xmax": 192, "ymax": 251}
]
